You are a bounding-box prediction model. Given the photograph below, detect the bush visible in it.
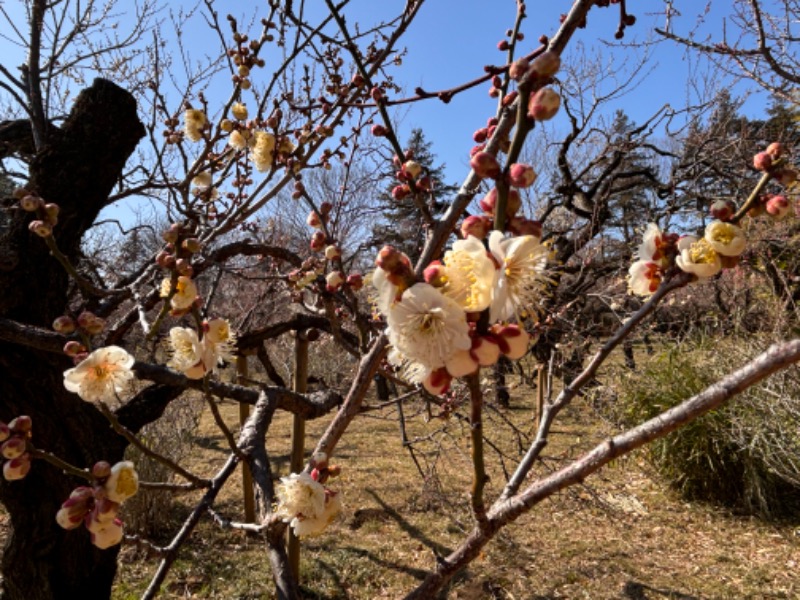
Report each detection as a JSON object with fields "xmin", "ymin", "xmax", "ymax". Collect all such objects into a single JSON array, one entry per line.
[{"xmin": 608, "ymin": 337, "xmax": 800, "ymax": 520}]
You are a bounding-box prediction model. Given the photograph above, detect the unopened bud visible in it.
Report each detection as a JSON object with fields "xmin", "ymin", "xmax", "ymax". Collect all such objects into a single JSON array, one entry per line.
[
  {"xmin": 460, "ymin": 215, "xmax": 492, "ymax": 240},
  {"xmin": 753, "ymin": 151, "xmax": 772, "ymax": 172},
  {"xmin": 64, "ymin": 341, "xmax": 87, "ymax": 356},
  {"xmin": 529, "ymin": 51, "xmax": 561, "ymax": 78},
  {"xmin": 403, "ymin": 160, "xmax": 422, "ymax": 179},
  {"xmin": 470, "ymin": 151, "xmax": 501, "ymax": 179},
  {"xmin": 508, "ymin": 163, "xmax": 537, "ymax": 188},
  {"xmin": 325, "ymin": 270, "xmax": 344, "ymax": 292},
  {"xmin": 310, "ymin": 231, "xmax": 326, "ymax": 251},
  {"xmin": 766, "ymin": 142, "xmax": 785, "ymax": 159},
  {"xmin": 28, "ymin": 220, "xmax": 52, "ymax": 237},
  {"xmin": 371, "ymin": 124, "xmax": 387, "ymax": 137},
  {"xmin": 92, "ymin": 461, "xmax": 112, "ymax": 479},
  {"xmin": 346, "ymin": 273, "xmax": 363, "ymax": 290},
  {"xmin": 182, "ymin": 238, "xmax": 202, "ymax": 253},
  {"xmin": 423, "ymin": 261, "xmax": 447, "ymax": 287},
  {"xmin": 8, "ymin": 415, "xmax": 32, "ymax": 434},
  {"xmin": 709, "ymin": 200, "xmax": 735, "ymax": 222},
  {"xmin": 509, "ymin": 58, "xmax": 530, "ymax": 81},
  {"xmin": 52, "ymin": 316, "xmax": 76, "ymax": 334},
  {"xmin": 766, "ymin": 194, "xmax": 791, "ymax": 219},
  {"xmin": 324, "ymin": 245, "xmax": 341, "ymax": 260},
  {"xmin": 20, "ymin": 195, "xmax": 43, "ymax": 212},
  {"xmin": 527, "ymin": 87, "xmax": 561, "ymax": 121},
  {"xmin": 1, "ymin": 437, "xmax": 26, "ymax": 459}
]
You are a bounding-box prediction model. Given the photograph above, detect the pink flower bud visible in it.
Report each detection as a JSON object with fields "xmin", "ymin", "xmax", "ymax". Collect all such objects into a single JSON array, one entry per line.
[
  {"xmin": 422, "ymin": 367, "xmax": 452, "ymax": 395},
  {"xmin": 3, "ymin": 454, "xmax": 31, "ymax": 481},
  {"xmin": 508, "ymin": 58, "xmax": 530, "ymax": 81},
  {"xmin": 497, "ymin": 40, "xmax": 510, "ymax": 51},
  {"xmin": 709, "ymin": 200, "xmax": 735, "ymax": 222},
  {"xmin": 753, "ymin": 151, "xmax": 772, "ymax": 172},
  {"xmin": 83, "ymin": 316, "xmax": 106, "ymax": 336},
  {"xmin": 392, "ymin": 184, "xmax": 410, "ymax": 200},
  {"xmin": 77, "ymin": 311, "xmax": 97, "ymax": 329},
  {"xmin": 52, "ymin": 315, "xmax": 76, "ymax": 334},
  {"xmin": 346, "ymin": 273, "xmax": 364, "ymax": 290},
  {"xmin": 20, "ymin": 195, "xmax": 43, "ymax": 212},
  {"xmin": 92, "ymin": 461, "xmax": 112, "ymax": 479},
  {"xmin": 529, "ymin": 51, "xmax": 561, "ymax": 78},
  {"xmin": 444, "ymin": 348, "xmax": 479, "ymax": 378},
  {"xmin": 471, "ymin": 336, "xmax": 501, "ymax": 367},
  {"xmin": 175, "ymin": 258, "xmax": 193, "ymax": 277},
  {"xmin": 28, "ymin": 220, "xmax": 52, "ymax": 237},
  {"xmin": 306, "ymin": 210, "xmax": 323, "ymax": 229},
  {"xmin": 416, "ymin": 176, "xmax": 433, "ymax": 192},
  {"xmin": 528, "ymin": 87, "xmax": 561, "ymax": 121},
  {"xmin": 8, "ymin": 415, "xmax": 32, "ymax": 434},
  {"xmin": 508, "ymin": 163, "xmax": 537, "ymax": 188},
  {"xmin": 473, "ymin": 128, "xmax": 488, "ymax": 143},
  {"xmin": 371, "ymin": 124, "xmax": 387, "ymax": 137},
  {"xmin": 324, "ymin": 245, "xmax": 341, "ymax": 260},
  {"xmin": 766, "ymin": 142, "xmax": 785, "ymax": 159},
  {"xmin": 370, "ymin": 87, "xmax": 384, "ymax": 102},
  {"xmin": 491, "ymin": 324, "xmax": 531, "ymax": 360},
  {"xmin": 161, "ymin": 224, "xmax": 181, "ymax": 244},
  {"xmin": 470, "ymin": 151, "xmax": 501, "ymax": 179},
  {"xmin": 375, "ymin": 246, "xmax": 411, "ymax": 275},
  {"xmin": 1, "ymin": 437, "xmax": 26, "ymax": 459},
  {"xmin": 479, "ymin": 188, "xmax": 521, "ymax": 218},
  {"xmin": 460, "ymin": 215, "xmax": 492, "ymax": 240},
  {"xmin": 319, "ymin": 201, "xmax": 333, "ymax": 215},
  {"xmin": 56, "ymin": 506, "xmax": 87, "ymax": 530},
  {"xmin": 310, "ymin": 231, "xmax": 326, "ymax": 252},
  {"xmin": 156, "ymin": 251, "xmax": 175, "ymax": 269},
  {"xmin": 64, "ymin": 341, "xmax": 87, "ymax": 356},
  {"xmin": 766, "ymin": 194, "xmax": 791, "ymax": 219},
  {"xmin": 423, "ymin": 261, "xmax": 447, "ymax": 287},
  {"xmin": 44, "ymin": 203, "xmax": 60, "ymax": 224}
]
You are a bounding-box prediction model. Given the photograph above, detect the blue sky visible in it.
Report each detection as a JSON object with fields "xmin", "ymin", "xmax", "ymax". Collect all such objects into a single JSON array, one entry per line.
[{"xmin": 0, "ymin": 1, "xmax": 779, "ymax": 202}]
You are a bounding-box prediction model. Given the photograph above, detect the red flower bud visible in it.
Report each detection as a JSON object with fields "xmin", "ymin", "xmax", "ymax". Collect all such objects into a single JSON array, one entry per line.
[
  {"xmin": 753, "ymin": 151, "xmax": 772, "ymax": 172},
  {"xmin": 527, "ymin": 87, "xmax": 561, "ymax": 121},
  {"xmin": 460, "ymin": 215, "xmax": 492, "ymax": 240},
  {"xmin": 470, "ymin": 151, "xmax": 501, "ymax": 179},
  {"xmin": 508, "ymin": 163, "xmax": 537, "ymax": 188},
  {"xmin": 52, "ymin": 316, "xmax": 76, "ymax": 334},
  {"xmin": 346, "ymin": 273, "xmax": 364, "ymax": 290},
  {"xmin": 371, "ymin": 124, "xmax": 387, "ymax": 137}
]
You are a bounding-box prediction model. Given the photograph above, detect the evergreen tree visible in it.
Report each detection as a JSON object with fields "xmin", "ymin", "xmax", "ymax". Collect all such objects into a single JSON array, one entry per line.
[{"xmin": 369, "ymin": 128, "xmax": 457, "ymax": 264}]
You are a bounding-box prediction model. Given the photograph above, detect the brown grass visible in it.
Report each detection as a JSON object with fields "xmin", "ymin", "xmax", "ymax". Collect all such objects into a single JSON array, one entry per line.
[{"xmin": 107, "ymin": 381, "xmax": 800, "ymax": 600}]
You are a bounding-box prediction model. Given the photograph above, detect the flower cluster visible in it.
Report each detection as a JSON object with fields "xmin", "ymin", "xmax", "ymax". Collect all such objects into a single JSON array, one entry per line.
[
  {"xmin": 167, "ymin": 318, "xmax": 236, "ymax": 380},
  {"xmin": 274, "ymin": 457, "xmax": 341, "ymax": 538},
  {"xmin": 13, "ymin": 188, "xmax": 60, "ymax": 238},
  {"xmin": 63, "ymin": 346, "xmax": 136, "ymax": 403},
  {"xmin": 628, "ymin": 142, "xmax": 796, "ymax": 296},
  {"xmin": 56, "ymin": 461, "xmax": 139, "ymax": 550},
  {"xmin": 1, "ymin": 416, "xmax": 32, "ymax": 481},
  {"xmin": 373, "ymin": 232, "xmax": 547, "ymax": 394}
]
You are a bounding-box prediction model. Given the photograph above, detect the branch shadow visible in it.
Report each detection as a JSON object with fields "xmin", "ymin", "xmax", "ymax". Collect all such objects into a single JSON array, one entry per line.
[{"xmin": 623, "ymin": 580, "xmax": 700, "ymax": 600}]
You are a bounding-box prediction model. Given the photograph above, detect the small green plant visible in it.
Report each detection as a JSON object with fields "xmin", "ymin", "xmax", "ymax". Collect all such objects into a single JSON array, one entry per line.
[{"xmin": 610, "ymin": 338, "xmax": 800, "ymax": 520}]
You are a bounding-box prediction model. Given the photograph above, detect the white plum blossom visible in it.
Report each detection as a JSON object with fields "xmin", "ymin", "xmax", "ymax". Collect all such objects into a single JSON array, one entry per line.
[
  {"xmin": 628, "ymin": 260, "xmax": 662, "ymax": 296},
  {"xmin": 160, "ymin": 276, "xmax": 198, "ymax": 311},
  {"xmin": 676, "ymin": 236, "xmax": 722, "ymax": 280},
  {"xmin": 441, "ymin": 235, "xmax": 497, "ymax": 313},
  {"xmin": 704, "ymin": 221, "xmax": 746, "ymax": 257},
  {"xmin": 275, "ymin": 471, "xmax": 341, "ymax": 537},
  {"xmin": 636, "ymin": 223, "xmax": 669, "ymax": 265},
  {"xmin": 386, "ymin": 283, "xmax": 471, "ymax": 380},
  {"xmin": 63, "ymin": 346, "xmax": 135, "ymax": 403},
  {"xmin": 167, "ymin": 327, "xmax": 208, "ymax": 379},
  {"xmin": 488, "ymin": 231, "xmax": 549, "ymax": 322}
]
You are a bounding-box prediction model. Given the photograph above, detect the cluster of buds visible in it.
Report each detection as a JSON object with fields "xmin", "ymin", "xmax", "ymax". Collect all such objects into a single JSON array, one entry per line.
[
  {"xmin": 55, "ymin": 311, "xmax": 107, "ymax": 362},
  {"xmin": 423, "ymin": 324, "xmax": 532, "ymax": 395},
  {"xmin": 226, "ymin": 20, "xmax": 269, "ymax": 91},
  {"xmin": 14, "ymin": 188, "xmax": 60, "ymax": 238},
  {"xmin": 752, "ymin": 142, "xmax": 798, "ymax": 186},
  {"xmin": 155, "ymin": 223, "xmax": 203, "ymax": 315},
  {"xmin": 1, "ymin": 416, "xmax": 32, "ymax": 481},
  {"xmin": 56, "ymin": 461, "xmax": 139, "ymax": 550},
  {"xmin": 390, "ymin": 151, "xmax": 434, "ymax": 200}
]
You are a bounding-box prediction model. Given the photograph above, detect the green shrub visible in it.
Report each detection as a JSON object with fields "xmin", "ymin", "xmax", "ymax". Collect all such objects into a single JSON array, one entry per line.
[{"xmin": 609, "ymin": 338, "xmax": 800, "ymax": 520}]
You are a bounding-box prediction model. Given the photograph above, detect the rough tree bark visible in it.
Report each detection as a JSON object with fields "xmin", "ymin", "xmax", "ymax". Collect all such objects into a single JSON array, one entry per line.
[{"xmin": 0, "ymin": 79, "xmax": 145, "ymax": 600}]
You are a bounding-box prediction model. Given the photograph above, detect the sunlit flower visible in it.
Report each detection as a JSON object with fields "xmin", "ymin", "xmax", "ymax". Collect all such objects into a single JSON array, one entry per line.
[
  {"xmin": 675, "ymin": 236, "xmax": 722, "ymax": 279},
  {"xmin": 160, "ymin": 276, "xmax": 198, "ymax": 311},
  {"xmin": 183, "ymin": 109, "xmax": 206, "ymax": 142},
  {"xmin": 204, "ymin": 318, "xmax": 237, "ymax": 364},
  {"xmin": 104, "ymin": 461, "xmax": 139, "ymax": 504},
  {"xmin": 636, "ymin": 223, "xmax": 670, "ymax": 265},
  {"xmin": 704, "ymin": 221, "xmax": 746, "ymax": 257},
  {"xmin": 386, "ymin": 283, "xmax": 471, "ymax": 377},
  {"xmin": 251, "ymin": 131, "xmax": 276, "ymax": 172},
  {"xmin": 167, "ymin": 327, "xmax": 207, "ymax": 379},
  {"xmin": 488, "ymin": 232, "xmax": 549, "ymax": 322},
  {"xmin": 441, "ymin": 235, "xmax": 497, "ymax": 313},
  {"xmin": 628, "ymin": 260, "xmax": 662, "ymax": 296},
  {"xmin": 370, "ymin": 267, "xmax": 400, "ymax": 315},
  {"xmin": 290, "ymin": 490, "xmax": 342, "ymax": 537},
  {"xmin": 192, "ymin": 171, "xmax": 212, "ymax": 189},
  {"xmin": 63, "ymin": 346, "xmax": 135, "ymax": 403},
  {"xmin": 231, "ymin": 102, "xmax": 248, "ymax": 121},
  {"xmin": 275, "ymin": 472, "xmax": 326, "ymax": 522}
]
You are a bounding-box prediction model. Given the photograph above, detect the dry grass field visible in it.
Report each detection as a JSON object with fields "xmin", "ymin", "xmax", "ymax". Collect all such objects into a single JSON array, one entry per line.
[{"xmin": 102, "ymin": 375, "xmax": 800, "ymax": 600}]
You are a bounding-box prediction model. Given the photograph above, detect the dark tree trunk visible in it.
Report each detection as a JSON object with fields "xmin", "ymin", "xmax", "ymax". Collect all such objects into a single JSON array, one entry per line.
[{"xmin": 0, "ymin": 79, "xmax": 145, "ymax": 600}]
